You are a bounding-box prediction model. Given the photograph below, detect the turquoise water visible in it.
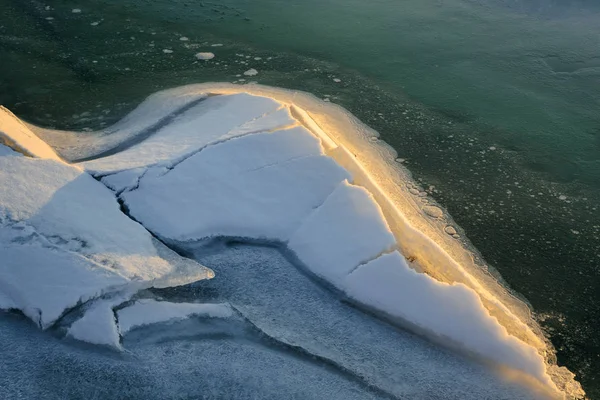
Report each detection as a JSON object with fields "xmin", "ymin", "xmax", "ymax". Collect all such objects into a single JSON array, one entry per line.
[{"xmin": 0, "ymin": 0, "xmax": 599, "ymax": 397}]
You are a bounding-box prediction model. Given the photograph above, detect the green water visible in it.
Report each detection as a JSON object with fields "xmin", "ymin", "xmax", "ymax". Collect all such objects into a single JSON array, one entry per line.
[{"xmin": 1, "ymin": 0, "xmax": 599, "ymax": 397}]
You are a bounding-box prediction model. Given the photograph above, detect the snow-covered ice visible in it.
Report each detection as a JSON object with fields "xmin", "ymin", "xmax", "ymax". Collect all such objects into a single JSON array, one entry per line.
[
  {"xmin": 343, "ymin": 251, "xmax": 551, "ymax": 386},
  {"xmin": 67, "ymin": 298, "xmax": 123, "ymax": 348},
  {"xmin": 101, "ymin": 167, "xmax": 146, "ymax": 194},
  {"xmin": 31, "ymin": 91, "xmax": 210, "ymax": 161},
  {"xmin": 122, "ymin": 127, "xmax": 350, "ymax": 241},
  {"xmin": 79, "ymin": 93, "xmax": 286, "ymax": 175},
  {"xmin": 0, "ymin": 228, "xmax": 127, "ymax": 328},
  {"xmin": 118, "ymin": 299, "xmax": 233, "ymax": 334},
  {"xmin": 0, "ymin": 152, "xmax": 171, "ymax": 280},
  {"xmin": 0, "ymin": 106, "xmax": 61, "ymax": 160},
  {"xmin": 288, "ymin": 181, "xmax": 397, "ymax": 284},
  {"xmin": 244, "ymin": 68, "xmax": 258, "ymax": 76},
  {"xmin": 0, "ymin": 144, "xmax": 213, "ymax": 328},
  {"xmin": 0, "ymin": 85, "xmax": 571, "ymax": 395}
]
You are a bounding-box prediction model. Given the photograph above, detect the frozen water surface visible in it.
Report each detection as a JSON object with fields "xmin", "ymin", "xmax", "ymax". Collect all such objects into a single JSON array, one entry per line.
[{"xmin": 0, "ymin": 84, "xmax": 581, "ymax": 399}]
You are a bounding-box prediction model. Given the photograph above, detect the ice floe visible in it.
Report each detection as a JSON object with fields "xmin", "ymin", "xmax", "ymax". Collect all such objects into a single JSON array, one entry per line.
[
  {"xmin": 0, "ymin": 106, "xmax": 61, "ymax": 161},
  {"xmin": 118, "ymin": 299, "xmax": 233, "ymax": 334},
  {"xmin": 67, "ymin": 298, "xmax": 124, "ymax": 348},
  {"xmin": 0, "ymin": 84, "xmax": 578, "ymax": 396},
  {"xmin": 343, "ymin": 251, "xmax": 549, "ymax": 385}
]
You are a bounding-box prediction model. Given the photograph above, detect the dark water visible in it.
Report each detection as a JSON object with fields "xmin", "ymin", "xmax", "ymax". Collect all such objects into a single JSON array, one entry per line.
[{"xmin": 0, "ymin": 0, "xmax": 598, "ymax": 397}]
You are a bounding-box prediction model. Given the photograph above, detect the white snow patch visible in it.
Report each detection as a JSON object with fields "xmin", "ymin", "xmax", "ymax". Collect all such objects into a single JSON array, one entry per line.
[
  {"xmin": 244, "ymin": 68, "xmax": 258, "ymax": 76},
  {"xmin": 163, "ymin": 49, "xmax": 173, "ymax": 54},
  {"xmin": 211, "ymin": 43, "xmax": 223, "ymax": 47},
  {"xmin": 72, "ymin": 8, "xmax": 82, "ymax": 14},
  {"xmin": 179, "ymin": 36, "xmax": 189, "ymax": 41},
  {"xmin": 118, "ymin": 299, "xmax": 233, "ymax": 334}
]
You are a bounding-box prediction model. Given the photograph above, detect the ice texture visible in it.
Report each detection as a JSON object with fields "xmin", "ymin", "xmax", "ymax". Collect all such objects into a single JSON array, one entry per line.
[
  {"xmin": 80, "ymin": 93, "xmax": 289, "ymax": 175},
  {"xmin": 118, "ymin": 299, "xmax": 233, "ymax": 334}
]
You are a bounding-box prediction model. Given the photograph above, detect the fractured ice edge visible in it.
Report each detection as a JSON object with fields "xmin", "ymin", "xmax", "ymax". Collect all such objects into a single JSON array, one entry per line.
[{"xmin": 0, "ymin": 84, "xmax": 584, "ymax": 399}]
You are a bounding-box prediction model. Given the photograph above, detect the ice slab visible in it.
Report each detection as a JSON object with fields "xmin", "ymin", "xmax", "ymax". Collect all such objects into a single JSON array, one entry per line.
[
  {"xmin": 101, "ymin": 167, "xmax": 146, "ymax": 194},
  {"xmin": 67, "ymin": 298, "xmax": 123, "ymax": 348},
  {"xmin": 0, "ymin": 151, "xmax": 172, "ymax": 280},
  {"xmin": 80, "ymin": 93, "xmax": 291, "ymax": 175},
  {"xmin": 0, "ymin": 227, "xmax": 127, "ymax": 328},
  {"xmin": 343, "ymin": 251, "xmax": 551, "ymax": 386},
  {"xmin": 288, "ymin": 180, "xmax": 397, "ymax": 284},
  {"xmin": 122, "ymin": 127, "xmax": 350, "ymax": 242},
  {"xmin": 118, "ymin": 299, "xmax": 233, "ymax": 334},
  {"xmin": 0, "ymin": 146, "xmax": 212, "ymax": 328}
]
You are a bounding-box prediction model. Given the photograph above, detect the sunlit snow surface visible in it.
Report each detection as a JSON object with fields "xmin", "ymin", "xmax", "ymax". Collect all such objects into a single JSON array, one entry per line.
[{"xmin": 0, "ymin": 83, "xmax": 585, "ymax": 399}]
